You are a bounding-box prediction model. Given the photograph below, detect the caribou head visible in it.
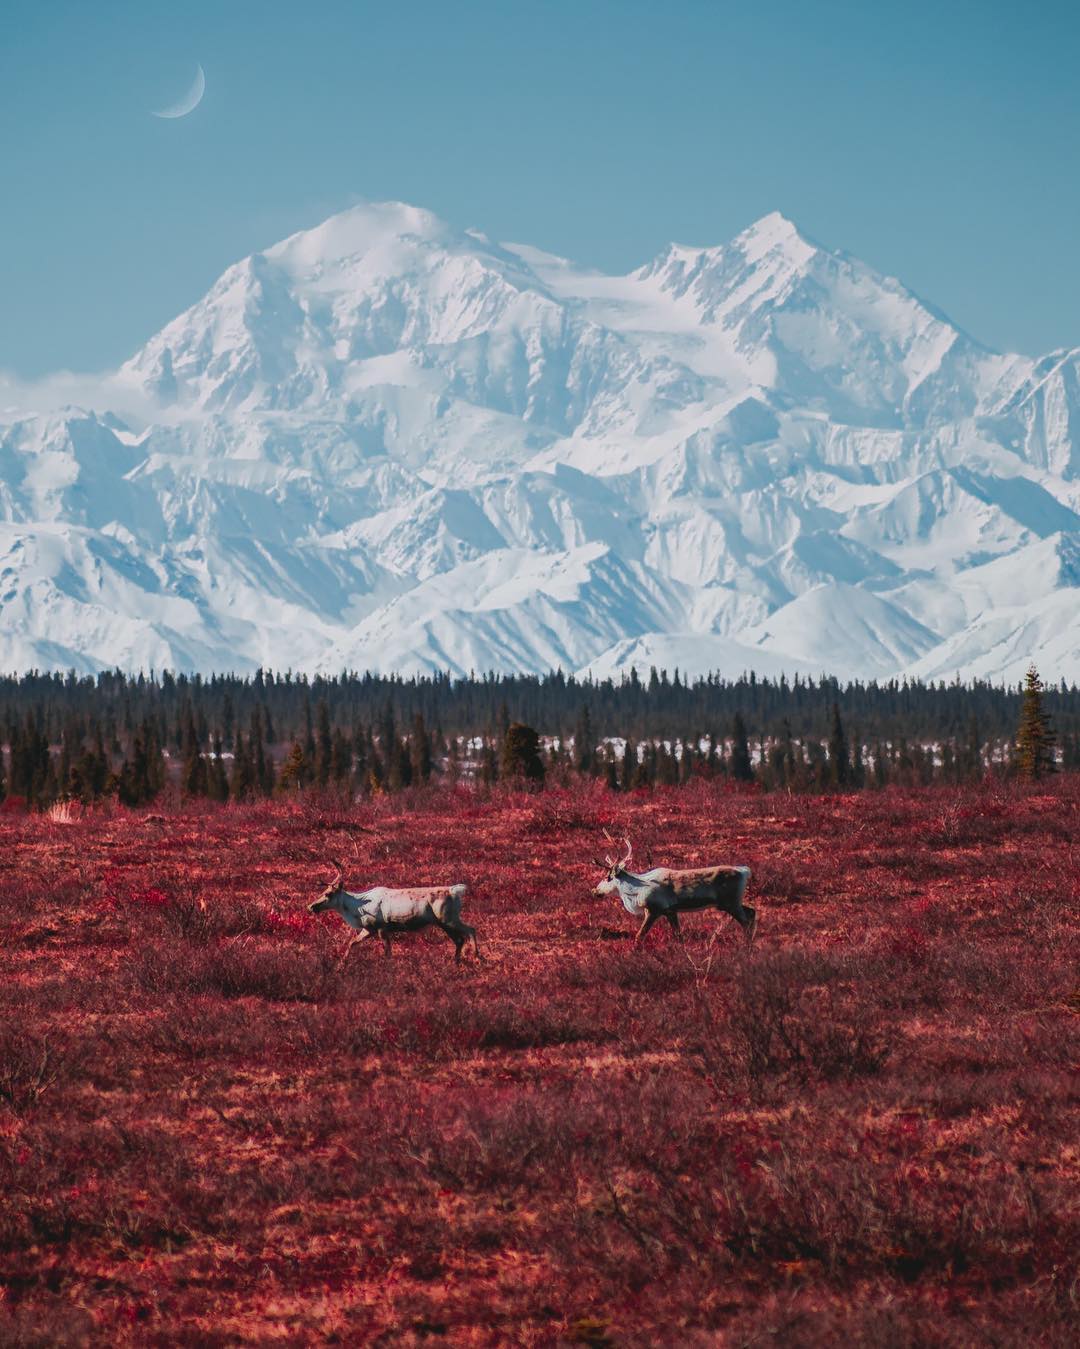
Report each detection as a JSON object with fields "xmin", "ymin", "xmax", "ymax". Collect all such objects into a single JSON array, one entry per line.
[
  {"xmin": 309, "ymin": 862, "xmax": 346, "ymax": 914},
  {"xmin": 593, "ymin": 832, "xmax": 634, "ymax": 896}
]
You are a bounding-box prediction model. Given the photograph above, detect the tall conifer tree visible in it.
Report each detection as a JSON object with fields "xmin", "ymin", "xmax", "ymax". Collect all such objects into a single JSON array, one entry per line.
[
  {"xmin": 731, "ymin": 713, "xmax": 753, "ymax": 782},
  {"xmin": 1016, "ymin": 665, "xmax": 1056, "ymax": 780}
]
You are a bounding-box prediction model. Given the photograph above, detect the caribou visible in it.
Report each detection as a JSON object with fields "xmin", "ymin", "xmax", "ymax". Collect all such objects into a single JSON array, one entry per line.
[
  {"xmin": 593, "ymin": 835, "xmax": 756, "ymax": 944},
  {"xmin": 309, "ymin": 863, "xmax": 480, "ymax": 963}
]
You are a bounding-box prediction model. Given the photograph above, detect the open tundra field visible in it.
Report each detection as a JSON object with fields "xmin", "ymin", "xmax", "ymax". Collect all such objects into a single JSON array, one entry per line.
[{"xmin": 1, "ymin": 780, "xmax": 1077, "ymax": 1345}]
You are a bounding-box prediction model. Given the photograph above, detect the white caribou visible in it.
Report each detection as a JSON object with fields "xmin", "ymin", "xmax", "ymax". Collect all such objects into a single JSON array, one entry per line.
[
  {"xmin": 593, "ymin": 835, "xmax": 756, "ymax": 944},
  {"xmin": 309, "ymin": 863, "xmax": 480, "ymax": 963}
]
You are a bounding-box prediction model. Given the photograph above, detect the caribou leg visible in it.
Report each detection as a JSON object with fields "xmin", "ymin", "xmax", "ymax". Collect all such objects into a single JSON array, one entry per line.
[
  {"xmin": 634, "ymin": 911, "xmax": 659, "ymax": 944},
  {"xmin": 438, "ymin": 920, "xmax": 464, "ymax": 963},
  {"xmin": 381, "ymin": 931, "xmax": 393, "ymax": 958},
  {"xmin": 444, "ymin": 920, "xmax": 481, "ymax": 963},
  {"xmin": 343, "ymin": 929, "xmax": 370, "ymax": 960},
  {"xmin": 664, "ymin": 910, "xmax": 683, "ymax": 942}
]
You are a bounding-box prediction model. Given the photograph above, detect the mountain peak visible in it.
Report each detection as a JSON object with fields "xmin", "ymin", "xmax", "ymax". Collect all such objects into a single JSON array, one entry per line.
[
  {"xmin": 637, "ymin": 212, "xmax": 815, "ymax": 283},
  {"xmin": 266, "ymin": 200, "xmax": 457, "ymax": 271},
  {"xmin": 743, "ymin": 209, "xmax": 802, "ymax": 237},
  {"xmin": 732, "ymin": 210, "xmax": 816, "ymax": 266}
]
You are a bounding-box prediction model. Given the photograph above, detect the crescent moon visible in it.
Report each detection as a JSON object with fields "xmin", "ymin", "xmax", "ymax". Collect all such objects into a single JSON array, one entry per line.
[{"xmin": 151, "ymin": 64, "xmax": 205, "ymax": 119}]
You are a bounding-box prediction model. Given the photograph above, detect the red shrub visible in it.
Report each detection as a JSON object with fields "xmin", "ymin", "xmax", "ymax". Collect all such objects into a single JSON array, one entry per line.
[{"xmin": 0, "ymin": 776, "xmax": 1076, "ymax": 1342}]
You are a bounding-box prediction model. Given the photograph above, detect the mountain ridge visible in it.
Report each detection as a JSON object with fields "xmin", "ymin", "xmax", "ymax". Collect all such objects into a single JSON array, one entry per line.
[{"xmin": 1, "ymin": 201, "xmax": 1078, "ymax": 683}]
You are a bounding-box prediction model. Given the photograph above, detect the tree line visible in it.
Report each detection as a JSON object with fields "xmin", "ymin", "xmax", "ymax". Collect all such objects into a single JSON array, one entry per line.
[{"xmin": 0, "ymin": 664, "xmax": 1073, "ymax": 809}]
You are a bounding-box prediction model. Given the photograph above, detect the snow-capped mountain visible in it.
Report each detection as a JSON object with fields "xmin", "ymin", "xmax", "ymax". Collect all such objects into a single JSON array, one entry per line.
[{"xmin": 2, "ymin": 201, "xmax": 1078, "ymax": 682}]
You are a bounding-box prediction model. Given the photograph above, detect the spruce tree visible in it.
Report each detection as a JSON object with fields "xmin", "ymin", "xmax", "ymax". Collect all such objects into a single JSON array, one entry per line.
[
  {"xmin": 250, "ymin": 707, "xmax": 273, "ymax": 796},
  {"xmin": 731, "ymin": 713, "xmax": 753, "ymax": 782},
  {"xmin": 133, "ymin": 726, "xmax": 153, "ymax": 803},
  {"xmin": 388, "ymin": 735, "xmax": 412, "ymax": 790},
  {"xmin": 58, "ymin": 723, "xmax": 74, "ymax": 795},
  {"xmin": 43, "ymin": 756, "xmax": 60, "ymax": 806},
  {"xmin": 90, "ymin": 727, "xmax": 109, "ymax": 798},
  {"xmin": 410, "ymin": 713, "xmax": 432, "ymax": 783},
  {"xmin": 366, "ymin": 727, "xmax": 385, "ymax": 793},
  {"xmin": 351, "ymin": 722, "xmax": 369, "ymax": 788},
  {"xmin": 148, "ymin": 719, "xmax": 167, "ymax": 796},
  {"xmin": 501, "ymin": 722, "xmax": 545, "ymax": 785},
  {"xmin": 897, "ymin": 738, "xmax": 915, "ymax": 788},
  {"xmin": 331, "ymin": 728, "xmax": 353, "ymax": 786},
  {"xmin": 575, "ymin": 705, "xmax": 595, "ymax": 776},
  {"xmin": 445, "ymin": 734, "xmax": 461, "ymax": 785},
  {"xmin": 1016, "ymin": 665, "xmax": 1056, "ymax": 780},
  {"xmin": 209, "ymin": 735, "xmax": 230, "ymax": 802},
  {"xmin": 707, "ymin": 733, "xmax": 724, "ymax": 779},
  {"xmin": 66, "ymin": 760, "xmax": 86, "ymax": 805},
  {"xmin": 7, "ymin": 723, "xmax": 24, "ymax": 799},
  {"xmin": 621, "ymin": 738, "xmax": 636, "ymax": 793},
  {"xmin": 183, "ymin": 742, "xmax": 209, "ymax": 797},
  {"xmin": 230, "ymin": 731, "xmax": 254, "ymax": 800},
  {"xmin": 827, "ymin": 702, "xmax": 849, "ymax": 787},
  {"xmin": 118, "ymin": 729, "xmax": 154, "ymax": 807},
  {"xmin": 315, "ymin": 700, "xmax": 333, "ymax": 787},
  {"xmin": 637, "ymin": 743, "xmax": 656, "ymax": 789},
  {"xmin": 850, "ymin": 730, "xmax": 865, "ymax": 789},
  {"xmin": 278, "ymin": 741, "xmax": 308, "ymax": 792},
  {"xmin": 379, "ymin": 703, "xmax": 396, "ymax": 761},
  {"xmin": 780, "ymin": 719, "xmax": 796, "ymax": 788},
  {"xmin": 181, "ymin": 708, "xmax": 199, "ymax": 762},
  {"xmin": 303, "ymin": 701, "xmax": 316, "ymax": 769},
  {"xmin": 479, "ymin": 738, "xmax": 499, "ymax": 786}
]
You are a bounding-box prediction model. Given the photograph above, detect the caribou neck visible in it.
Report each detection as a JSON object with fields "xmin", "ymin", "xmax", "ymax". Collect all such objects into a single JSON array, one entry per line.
[{"xmin": 612, "ymin": 868, "xmax": 652, "ymax": 912}]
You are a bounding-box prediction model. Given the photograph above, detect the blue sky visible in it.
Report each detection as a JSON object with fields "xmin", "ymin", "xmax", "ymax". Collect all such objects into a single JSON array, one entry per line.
[{"xmin": 3, "ymin": 0, "xmax": 1079, "ymax": 375}]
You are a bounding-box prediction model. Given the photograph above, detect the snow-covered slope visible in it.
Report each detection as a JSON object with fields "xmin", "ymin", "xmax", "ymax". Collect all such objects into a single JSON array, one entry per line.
[{"xmin": 2, "ymin": 202, "xmax": 1078, "ymax": 682}]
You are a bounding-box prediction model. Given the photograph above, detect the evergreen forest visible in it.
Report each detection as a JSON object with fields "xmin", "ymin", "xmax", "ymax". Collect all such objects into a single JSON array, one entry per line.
[{"xmin": 1, "ymin": 665, "xmax": 1077, "ymax": 809}]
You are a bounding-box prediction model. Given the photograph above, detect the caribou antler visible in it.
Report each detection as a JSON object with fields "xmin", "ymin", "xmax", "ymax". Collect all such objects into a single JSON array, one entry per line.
[
  {"xmin": 602, "ymin": 830, "xmax": 633, "ymax": 871},
  {"xmin": 327, "ymin": 861, "xmax": 344, "ymax": 890}
]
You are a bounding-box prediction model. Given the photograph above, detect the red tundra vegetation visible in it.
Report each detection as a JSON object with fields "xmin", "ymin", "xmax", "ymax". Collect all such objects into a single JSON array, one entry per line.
[{"xmin": 1, "ymin": 777, "xmax": 1077, "ymax": 1345}]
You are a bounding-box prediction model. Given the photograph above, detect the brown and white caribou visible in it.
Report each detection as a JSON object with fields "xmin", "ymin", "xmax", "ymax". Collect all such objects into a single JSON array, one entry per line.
[
  {"xmin": 309, "ymin": 863, "xmax": 480, "ymax": 963},
  {"xmin": 593, "ymin": 835, "xmax": 756, "ymax": 944}
]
